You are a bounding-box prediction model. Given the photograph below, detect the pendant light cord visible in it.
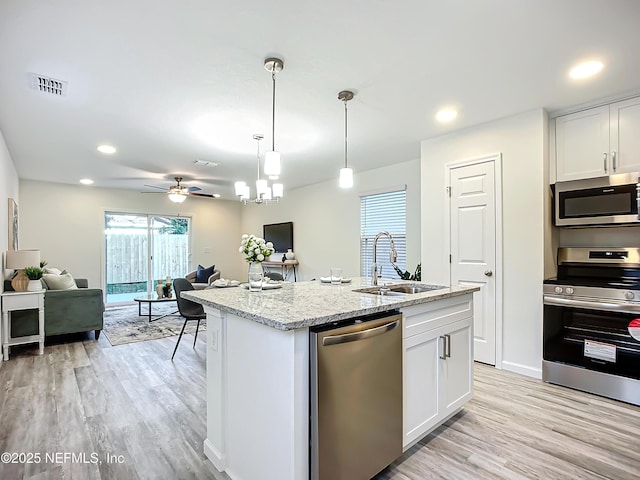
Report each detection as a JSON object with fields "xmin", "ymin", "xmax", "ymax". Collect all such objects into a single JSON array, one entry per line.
[
  {"xmin": 271, "ymin": 69, "xmax": 276, "ymax": 152},
  {"xmin": 256, "ymin": 137, "xmax": 261, "ymax": 181},
  {"xmin": 344, "ymin": 99, "xmax": 348, "ymax": 168}
]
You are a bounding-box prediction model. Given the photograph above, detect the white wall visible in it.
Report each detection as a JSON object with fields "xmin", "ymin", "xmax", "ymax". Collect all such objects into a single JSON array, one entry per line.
[
  {"xmin": 421, "ymin": 109, "xmax": 547, "ymax": 378},
  {"xmin": 19, "ymin": 180, "xmax": 245, "ymax": 291},
  {"xmin": 1, "ymin": 130, "xmax": 20, "ymax": 290},
  {"xmin": 241, "ymin": 159, "xmax": 421, "ymax": 281}
]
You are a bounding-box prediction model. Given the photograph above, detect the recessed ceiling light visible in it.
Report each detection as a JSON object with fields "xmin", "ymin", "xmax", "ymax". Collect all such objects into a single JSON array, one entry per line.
[
  {"xmin": 569, "ymin": 60, "xmax": 604, "ymax": 79},
  {"xmin": 97, "ymin": 144, "xmax": 116, "ymax": 154},
  {"xmin": 80, "ymin": 178, "xmax": 94, "ymax": 185},
  {"xmin": 436, "ymin": 108, "xmax": 458, "ymax": 123}
]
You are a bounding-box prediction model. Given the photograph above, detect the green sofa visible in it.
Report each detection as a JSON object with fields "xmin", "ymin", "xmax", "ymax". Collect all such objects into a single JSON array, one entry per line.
[{"xmin": 4, "ymin": 279, "xmax": 104, "ymax": 339}]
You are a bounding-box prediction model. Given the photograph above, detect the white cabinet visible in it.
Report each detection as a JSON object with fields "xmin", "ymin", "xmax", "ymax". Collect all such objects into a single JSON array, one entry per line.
[
  {"xmin": 555, "ymin": 97, "xmax": 640, "ymax": 182},
  {"xmin": 401, "ymin": 295, "xmax": 473, "ymax": 450}
]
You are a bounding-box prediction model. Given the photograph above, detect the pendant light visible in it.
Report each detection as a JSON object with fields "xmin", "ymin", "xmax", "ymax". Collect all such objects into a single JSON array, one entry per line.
[
  {"xmin": 338, "ymin": 90, "xmax": 354, "ymax": 189},
  {"xmin": 264, "ymin": 57, "xmax": 284, "ymax": 177},
  {"xmin": 234, "ymin": 134, "xmax": 283, "ymax": 204}
]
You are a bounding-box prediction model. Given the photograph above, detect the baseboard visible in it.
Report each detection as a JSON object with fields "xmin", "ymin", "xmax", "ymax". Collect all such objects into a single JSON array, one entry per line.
[
  {"xmin": 203, "ymin": 439, "xmax": 226, "ymax": 472},
  {"xmin": 502, "ymin": 360, "xmax": 542, "ymax": 379}
]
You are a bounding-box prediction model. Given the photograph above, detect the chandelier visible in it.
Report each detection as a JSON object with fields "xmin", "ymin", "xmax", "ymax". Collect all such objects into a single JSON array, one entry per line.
[{"xmin": 234, "ymin": 134, "xmax": 283, "ymax": 204}]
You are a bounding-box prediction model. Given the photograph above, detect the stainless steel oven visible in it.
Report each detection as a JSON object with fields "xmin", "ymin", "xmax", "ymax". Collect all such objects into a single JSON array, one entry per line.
[{"xmin": 543, "ymin": 247, "xmax": 640, "ymax": 406}]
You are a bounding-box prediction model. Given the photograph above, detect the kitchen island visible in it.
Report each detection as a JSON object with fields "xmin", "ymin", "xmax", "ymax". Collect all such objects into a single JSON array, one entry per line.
[{"xmin": 183, "ymin": 278, "xmax": 478, "ymax": 480}]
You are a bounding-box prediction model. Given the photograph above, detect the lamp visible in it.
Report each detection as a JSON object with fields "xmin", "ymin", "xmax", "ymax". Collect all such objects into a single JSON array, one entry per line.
[
  {"xmin": 235, "ymin": 134, "xmax": 284, "ymax": 205},
  {"xmin": 168, "ymin": 190, "xmax": 187, "ymax": 203},
  {"xmin": 264, "ymin": 57, "xmax": 284, "ymax": 177},
  {"xmin": 338, "ymin": 90, "xmax": 355, "ymax": 189},
  {"xmin": 6, "ymin": 249, "xmax": 41, "ymax": 292},
  {"xmin": 167, "ymin": 179, "xmax": 188, "ymax": 203}
]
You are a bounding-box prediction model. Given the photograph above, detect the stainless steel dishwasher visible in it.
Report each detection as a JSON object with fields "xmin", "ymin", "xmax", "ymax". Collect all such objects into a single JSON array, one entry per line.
[{"xmin": 310, "ymin": 312, "xmax": 402, "ymax": 480}]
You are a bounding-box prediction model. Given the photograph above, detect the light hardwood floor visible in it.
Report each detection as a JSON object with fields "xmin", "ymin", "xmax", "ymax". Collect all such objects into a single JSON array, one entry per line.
[{"xmin": 1, "ymin": 334, "xmax": 639, "ymax": 480}]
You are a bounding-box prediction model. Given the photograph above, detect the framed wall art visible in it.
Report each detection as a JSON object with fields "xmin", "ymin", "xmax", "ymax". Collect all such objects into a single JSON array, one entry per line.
[{"xmin": 8, "ymin": 198, "xmax": 18, "ymax": 251}]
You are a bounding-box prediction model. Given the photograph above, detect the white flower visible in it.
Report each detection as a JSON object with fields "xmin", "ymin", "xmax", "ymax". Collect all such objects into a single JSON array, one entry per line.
[
  {"xmin": 238, "ymin": 246, "xmax": 244, "ymax": 253},
  {"xmin": 242, "ymin": 234, "xmax": 248, "ymax": 240},
  {"xmin": 257, "ymin": 253, "xmax": 264, "ymax": 261},
  {"xmin": 266, "ymin": 241, "xmax": 273, "ymax": 249}
]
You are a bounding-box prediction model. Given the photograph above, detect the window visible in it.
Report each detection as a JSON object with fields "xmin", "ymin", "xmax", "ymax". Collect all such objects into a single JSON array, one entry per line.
[{"xmin": 360, "ymin": 188, "xmax": 407, "ymax": 278}]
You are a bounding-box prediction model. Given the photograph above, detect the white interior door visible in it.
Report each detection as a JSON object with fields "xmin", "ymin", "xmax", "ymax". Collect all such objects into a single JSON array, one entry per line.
[{"xmin": 449, "ymin": 160, "xmax": 497, "ymax": 365}]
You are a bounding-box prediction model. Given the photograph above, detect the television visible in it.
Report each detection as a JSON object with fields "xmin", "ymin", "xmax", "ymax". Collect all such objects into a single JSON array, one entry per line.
[{"xmin": 263, "ymin": 222, "xmax": 293, "ymax": 253}]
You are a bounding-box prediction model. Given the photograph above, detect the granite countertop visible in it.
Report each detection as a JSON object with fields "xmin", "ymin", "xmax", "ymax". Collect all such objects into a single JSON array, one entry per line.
[{"xmin": 182, "ymin": 277, "xmax": 479, "ymax": 331}]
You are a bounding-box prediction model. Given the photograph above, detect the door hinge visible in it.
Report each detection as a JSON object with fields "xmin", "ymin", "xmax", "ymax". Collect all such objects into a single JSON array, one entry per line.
[{"xmin": 446, "ymin": 186, "xmax": 451, "ymax": 197}]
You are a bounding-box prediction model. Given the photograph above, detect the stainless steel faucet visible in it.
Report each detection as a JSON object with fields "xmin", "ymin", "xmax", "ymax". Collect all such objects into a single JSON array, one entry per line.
[{"xmin": 372, "ymin": 231, "xmax": 398, "ymax": 286}]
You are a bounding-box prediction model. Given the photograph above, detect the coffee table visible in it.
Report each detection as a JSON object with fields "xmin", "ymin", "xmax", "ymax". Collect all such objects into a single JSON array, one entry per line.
[{"xmin": 134, "ymin": 294, "xmax": 179, "ymax": 322}]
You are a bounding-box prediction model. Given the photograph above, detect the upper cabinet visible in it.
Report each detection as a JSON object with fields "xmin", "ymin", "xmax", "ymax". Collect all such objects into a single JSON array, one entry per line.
[{"xmin": 555, "ymin": 97, "xmax": 640, "ymax": 182}]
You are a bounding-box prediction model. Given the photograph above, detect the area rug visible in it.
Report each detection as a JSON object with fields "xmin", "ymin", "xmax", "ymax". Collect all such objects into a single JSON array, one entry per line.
[{"xmin": 102, "ymin": 303, "xmax": 206, "ymax": 346}]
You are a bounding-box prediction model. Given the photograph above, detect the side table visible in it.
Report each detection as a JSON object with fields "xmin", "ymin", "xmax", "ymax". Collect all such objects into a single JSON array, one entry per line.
[{"xmin": 1, "ymin": 290, "xmax": 45, "ymax": 360}]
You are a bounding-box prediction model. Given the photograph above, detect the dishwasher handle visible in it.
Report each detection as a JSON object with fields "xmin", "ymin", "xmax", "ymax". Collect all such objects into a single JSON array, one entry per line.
[{"xmin": 322, "ymin": 319, "xmax": 400, "ymax": 346}]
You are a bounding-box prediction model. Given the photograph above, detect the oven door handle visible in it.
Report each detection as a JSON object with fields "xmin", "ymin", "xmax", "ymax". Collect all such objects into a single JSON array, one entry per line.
[{"xmin": 544, "ymin": 295, "xmax": 640, "ymax": 314}]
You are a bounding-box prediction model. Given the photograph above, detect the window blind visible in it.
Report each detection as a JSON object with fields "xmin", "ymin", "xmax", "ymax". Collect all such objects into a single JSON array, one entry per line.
[{"xmin": 360, "ymin": 189, "xmax": 407, "ymax": 278}]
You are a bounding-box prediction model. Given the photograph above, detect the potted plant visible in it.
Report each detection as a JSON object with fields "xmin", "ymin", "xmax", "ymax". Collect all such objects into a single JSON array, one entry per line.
[
  {"xmin": 392, "ymin": 263, "xmax": 421, "ymax": 281},
  {"xmin": 24, "ymin": 266, "xmax": 44, "ymax": 291}
]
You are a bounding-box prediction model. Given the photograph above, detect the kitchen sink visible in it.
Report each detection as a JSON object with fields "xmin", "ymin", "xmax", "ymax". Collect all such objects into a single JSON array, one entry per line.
[{"xmin": 355, "ymin": 283, "xmax": 447, "ymax": 296}]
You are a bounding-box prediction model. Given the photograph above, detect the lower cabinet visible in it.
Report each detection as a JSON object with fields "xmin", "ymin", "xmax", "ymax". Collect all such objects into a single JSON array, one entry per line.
[{"xmin": 401, "ymin": 296, "xmax": 473, "ymax": 450}]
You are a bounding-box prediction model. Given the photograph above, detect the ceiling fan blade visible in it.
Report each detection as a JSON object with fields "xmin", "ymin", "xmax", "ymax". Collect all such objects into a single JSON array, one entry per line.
[
  {"xmin": 187, "ymin": 186, "xmax": 202, "ymax": 192},
  {"xmin": 189, "ymin": 192, "xmax": 217, "ymax": 199},
  {"xmin": 143, "ymin": 184, "xmax": 168, "ymax": 191},
  {"xmin": 140, "ymin": 191, "xmax": 166, "ymax": 194}
]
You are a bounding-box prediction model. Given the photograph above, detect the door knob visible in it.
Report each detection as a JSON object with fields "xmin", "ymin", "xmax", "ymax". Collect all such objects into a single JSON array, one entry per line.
[{"xmin": 484, "ymin": 270, "xmax": 493, "ymax": 277}]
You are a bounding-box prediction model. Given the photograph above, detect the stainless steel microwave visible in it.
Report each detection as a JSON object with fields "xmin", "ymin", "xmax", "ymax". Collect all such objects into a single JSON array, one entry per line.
[{"xmin": 554, "ymin": 173, "xmax": 640, "ymax": 227}]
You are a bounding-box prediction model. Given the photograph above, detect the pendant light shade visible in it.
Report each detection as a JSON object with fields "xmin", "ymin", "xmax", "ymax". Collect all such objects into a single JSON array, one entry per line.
[
  {"xmin": 272, "ymin": 183, "xmax": 284, "ymax": 199},
  {"xmin": 264, "ymin": 151, "xmax": 281, "ymax": 176},
  {"xmin": 264, "ymin": 57, "xmax": 283, "ymax": 177},
  {"xmin": 337, "ymin": 90, "xmax": 355, "ymax": 189},
  {"xmin": 339, "ymin": 167, "xmax": 354, "ymax": 189}
]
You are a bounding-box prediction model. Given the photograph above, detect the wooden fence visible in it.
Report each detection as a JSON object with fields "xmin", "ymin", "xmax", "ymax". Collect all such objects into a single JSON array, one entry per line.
[{"xmin": 105, "ymin": 233, "xmax": 189, "ymax": 284}]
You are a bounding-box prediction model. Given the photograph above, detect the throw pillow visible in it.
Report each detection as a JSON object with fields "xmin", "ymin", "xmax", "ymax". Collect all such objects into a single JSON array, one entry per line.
[
  {"xmin": 43, "ymin": 272, "xmax": 78, "ymax": 290},
  {"xmin": 195, "ymin": 264, "xmax": 215, "ymax": 283},
  {"xmin": 43, "ymin": 267, "xmax": 62, "ymax": 275}
]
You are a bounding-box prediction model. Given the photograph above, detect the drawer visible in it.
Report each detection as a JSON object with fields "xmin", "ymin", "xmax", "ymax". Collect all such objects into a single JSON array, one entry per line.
[
  {"xmin": 401, "ymin": 294, "xmax": 472, "ymax": 339},
  {"xmin": 2, "ymin": 292, "xmax": 44, "ymax": 311}
]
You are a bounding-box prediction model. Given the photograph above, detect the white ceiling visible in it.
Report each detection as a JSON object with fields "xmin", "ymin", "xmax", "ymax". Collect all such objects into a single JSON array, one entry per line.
[{"xmin": 1, "ymin": 0, "xmax": 639, "ymax": 199}]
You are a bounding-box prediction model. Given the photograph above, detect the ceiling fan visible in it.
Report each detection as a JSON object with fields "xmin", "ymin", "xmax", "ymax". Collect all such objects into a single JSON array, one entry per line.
[{"xmin": 143, "ymin": 177, "xmax": 220, "ymax": 203}]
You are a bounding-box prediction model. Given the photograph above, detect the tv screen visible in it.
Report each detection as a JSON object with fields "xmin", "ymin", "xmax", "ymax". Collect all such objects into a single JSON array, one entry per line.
[{"xmin": 263, "ymin": 222, "xmax": 293, "ymax": 253}]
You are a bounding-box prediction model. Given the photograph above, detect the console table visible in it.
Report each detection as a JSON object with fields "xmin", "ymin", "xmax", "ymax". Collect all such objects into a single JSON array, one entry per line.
[
  {"xmin": 263, "ymin": 260, "xmax": 299, "ymax": 281},
  {"xmin": 1, "ymin": 290, "xmax": 45, "ymax": 360}
]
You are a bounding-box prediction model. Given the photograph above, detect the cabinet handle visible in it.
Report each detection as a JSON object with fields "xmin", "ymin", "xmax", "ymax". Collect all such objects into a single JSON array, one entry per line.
[
  {"xmin": 603, "ymin": 153, "xmax": 608, "ymax": 173},
  {"xmin": 612, "ymin": 151, "xmax": 617, "ymax": 172},
  {"xmin": 439, "ymin": 336, "xmax": 447, "ymax": 359},
  {"xmin": 445, "ymin": 334, "xmax": 451, "ymax": 358}
]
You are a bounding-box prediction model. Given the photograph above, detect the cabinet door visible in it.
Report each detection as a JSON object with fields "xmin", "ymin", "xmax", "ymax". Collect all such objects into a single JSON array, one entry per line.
[
  {"xmin": 403, "ymin": 328, "xmax": 441, "ymax": 449},
  {"xmin": 556, "ymin": 105, "xmax": 609, "ymax": 181},
  {"xmin": 441, "ymin": 319, "xmax": 473, "ymax": 417},
  {"xmin": 610, "ymin": 97, "xmax": 640, "ymax": 174}
]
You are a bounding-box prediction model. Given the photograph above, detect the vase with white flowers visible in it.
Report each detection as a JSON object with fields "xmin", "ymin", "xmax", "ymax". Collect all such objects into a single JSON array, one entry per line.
[{"xmin": 239, "ymin": 234, "xmax": 275, "ymax": 291}]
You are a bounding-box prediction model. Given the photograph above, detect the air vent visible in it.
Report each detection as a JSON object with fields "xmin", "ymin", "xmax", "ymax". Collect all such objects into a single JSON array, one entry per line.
[
  {"xmin": 194, "ymin": 159, "xmax": 219, "ymax": 167},
  {"xmin": 29, "ymin": 73, "xmax": 68, "ymax": 96}
]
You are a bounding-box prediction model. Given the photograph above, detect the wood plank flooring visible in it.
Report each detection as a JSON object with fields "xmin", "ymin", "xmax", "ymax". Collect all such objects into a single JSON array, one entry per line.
[{"xmin": 1, "ymin": 334, "xmax": 639, "ymax": 480}]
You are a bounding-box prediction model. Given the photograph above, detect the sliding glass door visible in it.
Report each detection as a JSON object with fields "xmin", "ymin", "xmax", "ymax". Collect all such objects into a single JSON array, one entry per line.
[{"xmin": 104, "ymin": 212, "xmax": 191, "ymax": 304}]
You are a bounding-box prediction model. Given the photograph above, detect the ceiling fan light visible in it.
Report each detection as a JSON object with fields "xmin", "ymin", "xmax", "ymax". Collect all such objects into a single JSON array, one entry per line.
[
  {"xmin": 339, "ymin": 167, "xmax": 354, "ymax": 189},
  {"xmin": 168, "ymin": 192, "xmax": 187, "ymax": 203},
  {"xmin": 264, "ymin": 151, "xmax": 281, "ymax": 176},
  {"xmin": 263, "ymin": 187, "xmax": 272, "ymax": 201},
  {"xmin": 272, "ymin": 183, "xmax": 284, "ymax": 198},
  {"xmin": 241, "ymin": 185, "xmax": 251, "ymax": 200}
]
